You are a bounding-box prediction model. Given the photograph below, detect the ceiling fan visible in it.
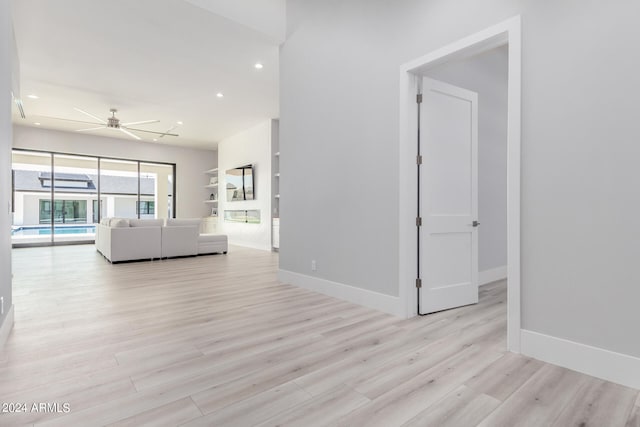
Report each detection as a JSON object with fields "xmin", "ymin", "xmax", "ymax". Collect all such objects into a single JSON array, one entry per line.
[{"xmin": 46, "ymin": 108, "xmax": 179, "ymax": 140}]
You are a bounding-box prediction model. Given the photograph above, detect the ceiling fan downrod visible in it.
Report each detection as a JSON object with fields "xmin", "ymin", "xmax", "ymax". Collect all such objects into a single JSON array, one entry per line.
[{"xmin": 107, "ymin": 109, "xmax": 120, "ymax": 129}]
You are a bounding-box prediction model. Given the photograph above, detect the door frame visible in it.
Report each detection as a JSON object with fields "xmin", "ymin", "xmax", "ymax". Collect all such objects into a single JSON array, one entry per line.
[{"xmin": 398, "ymin": 16, "xmax": 522, "ymax": 352}]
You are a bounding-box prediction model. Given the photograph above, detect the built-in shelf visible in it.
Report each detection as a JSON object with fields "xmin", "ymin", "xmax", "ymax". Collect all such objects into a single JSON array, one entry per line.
[
  {"xmin": 204, "ymin": 167, "xmax": 219, "ymax": 210},
  {"xmin": 272, "ymin": 121, "xmax": 280, "ymax": 251}
]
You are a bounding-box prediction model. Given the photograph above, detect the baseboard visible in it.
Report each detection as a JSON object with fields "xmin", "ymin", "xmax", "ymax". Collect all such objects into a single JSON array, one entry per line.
[
  {"xmin": 228, "ymin": 240, "xmax": 272, "ymax": 252},
  {"xmin": 521, "ymin": 329, "xmax": 640, "ymax": 390},
  {"xmin": 0, "ymin": 305, "xmax": 15, "ymax": 352},
  {"xmin": 278, "ymin": 269, "xmax": 404, "ymax": 317},
  {"xmin": 479, "ymin": 265, "xmax": 508, "ymax": 286}
]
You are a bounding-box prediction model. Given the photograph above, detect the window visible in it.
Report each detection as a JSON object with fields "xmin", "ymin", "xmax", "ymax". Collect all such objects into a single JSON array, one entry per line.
[
  {"xmin": 39, "ymin": 172, "xmax": 94, "ymax": 189},
  {"xmin": 92, "ymin": 200, "xmax": 103, "ymax": 223},
  {"xmin": 39, "ymin": 200, "xmax": 51, "ymax": 223},
  {"xmin": 137, "ymin": 201, "xmax": 155, "ymax": 215},
  {"xmin": 40, "ymin": 200, "xmax": 87, "ymax": 224}
]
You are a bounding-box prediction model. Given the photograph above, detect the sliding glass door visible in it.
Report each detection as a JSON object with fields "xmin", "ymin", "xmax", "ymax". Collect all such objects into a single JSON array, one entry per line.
[
  {"xmin": 11, "ymin": 150, "xmax": 53, "ymax": 245},
  {"xmin": 140, "ymin": 162, "xmax": 174, "ymax": 220},
  {"xmin": 52, "ymin": 154, "xmax": 98, "ymax": 244},
  {"xmin": 100, "ymin": 158, "xmax": 140, "ymax": 220},
  {"xmin": 11, "ymin": 149, "xmax": 176, "ymax": 247}
]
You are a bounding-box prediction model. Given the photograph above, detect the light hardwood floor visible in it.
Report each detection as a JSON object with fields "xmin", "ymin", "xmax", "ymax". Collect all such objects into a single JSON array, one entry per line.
[{"xmin": 1, "ymin": 245, "xmax": 638, "ymax": 426}]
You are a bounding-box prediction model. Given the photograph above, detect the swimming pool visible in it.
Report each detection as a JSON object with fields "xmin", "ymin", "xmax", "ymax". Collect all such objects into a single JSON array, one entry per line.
[{"xmin": 11, "ymin": 225, "xmax": 96, "ymax": 236}]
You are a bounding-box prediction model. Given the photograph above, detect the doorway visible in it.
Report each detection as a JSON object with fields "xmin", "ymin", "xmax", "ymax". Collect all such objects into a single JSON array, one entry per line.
[{"xmin": 398, "ymin": 16, "xmax": 521, "ymax": 352}]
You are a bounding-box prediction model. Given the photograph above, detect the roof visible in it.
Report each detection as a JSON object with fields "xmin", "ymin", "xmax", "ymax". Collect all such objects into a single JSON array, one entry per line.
[
  {"xmin": 38, "ymin": 172, "xmax": 92, "ymax": 182},
  {"xmin": 13, "ymin": 170, "xmax": 158, "ymax": 196}
]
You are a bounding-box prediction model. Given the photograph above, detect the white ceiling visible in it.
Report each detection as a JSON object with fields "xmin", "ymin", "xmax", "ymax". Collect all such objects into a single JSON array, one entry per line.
[{"xmin": 11, "ymin": 0, "xmax": 284, "ymax": 149}]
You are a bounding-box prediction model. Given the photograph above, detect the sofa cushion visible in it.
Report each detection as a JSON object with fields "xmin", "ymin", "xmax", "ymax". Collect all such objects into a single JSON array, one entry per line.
[
  {"xmin": 100, "ymin": 217, "xmax": 112, "ymax": 225},
  {"xmin": 105, "ymin": 224, "xmax": 162, "ymax": 262},
  {"xmin": 198, "ymin": 233, "xmax": 228, "ymax": 255},
  {"xmin": 161, "ymin": 225, "xmax": 199, "ymax": 258},
  {"xmin": 108, "ymin": 218, "xmax": 128, "ymax": 227},
  {"xmin": 166, "ymin": 218, "xmax": 202, "ymax": 228},
  {"xmin": 198, "ymin": 234, "xmax": 227, "ymax": 243},
  {"xmin": 111, "ymin": 218, "xmax": 130, "ymax": 228},
  {"xmin": 129, "ymin": 219, "xmax": 164, "ymax": 227}
]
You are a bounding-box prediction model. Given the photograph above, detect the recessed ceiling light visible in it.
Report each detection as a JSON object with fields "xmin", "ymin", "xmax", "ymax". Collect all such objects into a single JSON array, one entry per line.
[
  {"xmin": 153, "ymin": 138, "xmax": 158, "ymax": 142},
  {"xmin": 27, "ymin": 94, "xmax": 39, "ymax": 99},
  {"xmin": 177, "ymin": 121, "xmax": 183, "ymax": 125},
  {"xmin": 216, "ymin": 92, "xmax": 224, "ymax": 98},
  {"xmin": 254, "ymin": 63, "xmax": 263, "ymax": 69},
  {"xmin": 34, "ymin": 122, "xmax": 41, "ymax": 126}
]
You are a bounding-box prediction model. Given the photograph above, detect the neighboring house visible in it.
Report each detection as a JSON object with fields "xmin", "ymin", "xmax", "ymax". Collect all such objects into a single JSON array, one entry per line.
[{"xmin": 12, "ymin": 170, "xmax": 158, "ymax": 226}]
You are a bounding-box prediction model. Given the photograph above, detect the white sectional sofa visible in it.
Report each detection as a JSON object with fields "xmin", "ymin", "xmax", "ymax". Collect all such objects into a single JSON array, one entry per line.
[
  {"xmin": 96, "ymin": 217, "xmax": 227, "ymax": 263},
  {"xmin": 161, "ymin": 218, "xmax": 200, "ymax": 258}
]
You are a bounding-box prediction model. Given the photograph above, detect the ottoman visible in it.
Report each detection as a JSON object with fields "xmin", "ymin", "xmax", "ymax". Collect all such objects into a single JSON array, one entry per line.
[{"xmin": 198, "ymin": 234, "xmax": 228, "ymax": 255}]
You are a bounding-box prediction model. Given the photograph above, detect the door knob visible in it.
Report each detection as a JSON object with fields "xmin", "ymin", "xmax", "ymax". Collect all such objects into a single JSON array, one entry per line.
[{"xmin": 472, "ymin": 221, "xmax": 480, "ymax": 227}]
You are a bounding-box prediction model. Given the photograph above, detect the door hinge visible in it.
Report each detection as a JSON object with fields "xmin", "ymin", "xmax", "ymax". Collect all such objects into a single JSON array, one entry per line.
[
  {"xmin": 416, "ymin": 94, "xmax": 423, "ymax": 104},
  {"xmin": 416, "ymin": 216, "xmax": 422, "ymax": 227},
  {"xmin": 416, "ymin": 278, "xmax": 422, "ymax": 289},
  {"xmin": 416, "ymin": 155, "xmax": 422, "ymax": 165}
]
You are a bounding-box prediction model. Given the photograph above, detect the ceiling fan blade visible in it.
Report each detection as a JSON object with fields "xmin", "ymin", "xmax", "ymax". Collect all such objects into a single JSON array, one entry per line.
[
  {"xmin": 74, "ymin": 107, "xmax": 107, "ymax": 124},
  {"xmin": 121, "ymin": 119, "xmax": 159, "ymax": 126},
  {"xmin": 123, "ymin": 126, "xmax": 179, "ymax": 137},
  {"xmin": 76, "ymin": 126, "xmax": 106, "ymax": 132},
  {"xmin": 119, "ymin": 128, "xmax": 141, "ymax": 140},
  {"xmin": 41, "ymin": 116, "xmax": 104, "ymax": 126},
  {"xmin": 159, "ymin": 125, "xmax": 178, "ymax": 138}
]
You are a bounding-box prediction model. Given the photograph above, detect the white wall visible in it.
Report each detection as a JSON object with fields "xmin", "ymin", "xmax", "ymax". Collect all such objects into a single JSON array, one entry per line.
[
  {"xmin": 0, "ymin": 0, "xmax": 14, "ymax": 333},
  {"xmin": 425, "ymin": 46, "xmax": 508, "ymax": 273},
  {"xmin": 105, "ymin": 196, "xmax": 115, "ymax": 217},
  {"xmin": 183, "ymin": 0, "xmax": 286, "ymax": 43},
  {"xmin": 13, "ymin": 192, "xmax": 24, "ymax": 225},
  {"xmin": 218, "ymin": 120, "xmax": 273, "ymax": 250},
  {"xmin": 12, "ymin": 125, "xmax": 217, "ymax": 219},
  {"xmin": 114, "ymin": 198, "xmax": 137, "ymax": 218},
  {"xmin": 281, "ymin": 0, "xmax": 640, "ymax": 360},
  {"xmin": 270, "ymin": 119, "xmax": 280, "ymax": 219},
  {"xmin": 22, "ymin": 194, "xmax": 43, "ymax": 225}
]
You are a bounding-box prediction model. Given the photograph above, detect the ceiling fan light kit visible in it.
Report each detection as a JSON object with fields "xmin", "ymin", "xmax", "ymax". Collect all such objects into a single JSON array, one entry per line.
[{"xmin": 107, "ymin": 109, "xmax": 120, "ymax": 128}]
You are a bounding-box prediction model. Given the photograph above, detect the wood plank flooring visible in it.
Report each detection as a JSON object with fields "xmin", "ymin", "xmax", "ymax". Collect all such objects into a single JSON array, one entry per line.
[{"xmin": 0, "ymin": 245, "xmax": 637, "ymax": 426}]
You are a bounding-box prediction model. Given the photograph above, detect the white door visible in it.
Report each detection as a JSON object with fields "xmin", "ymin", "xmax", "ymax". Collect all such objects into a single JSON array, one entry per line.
[{"xmin": 419, "ymin": 77, "xmax": 479, "ymax": 314}]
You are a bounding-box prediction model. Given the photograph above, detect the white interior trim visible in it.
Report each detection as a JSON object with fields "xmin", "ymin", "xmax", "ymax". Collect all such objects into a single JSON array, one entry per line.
[
  {"xmin": 0, "ymin": 305, "xmax": 15, "ymax": 351},
  {"xmin": 278, "ymin": 270, "xmax": 404, "ymax": 317},
  {"xmin": 521, "ymin": 329, "xmax": 640, "ymax": 390},
  {"xmin": 479, "ymin": 265, "xmax": 508, "ymax": 286},
  {"xmin": 398, "ymin": 16, "xmax": 522, "ymax": 351},
  {"xmin": 228, "ymin": 240, "xmax": 272, "ymax": 252}
]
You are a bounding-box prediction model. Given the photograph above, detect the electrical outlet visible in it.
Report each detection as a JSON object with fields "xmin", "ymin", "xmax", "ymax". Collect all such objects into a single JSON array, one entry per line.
[{"xmin": 311, "ymin": 260, "xmax": 317, "ymax": 271}]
